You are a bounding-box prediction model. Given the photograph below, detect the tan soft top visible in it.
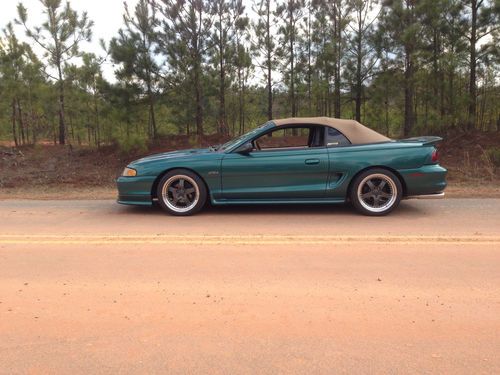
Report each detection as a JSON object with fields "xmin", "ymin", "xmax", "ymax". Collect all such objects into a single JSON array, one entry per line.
[{"xmin": 272, "ymin": 117, "xmax": 390, "ymax": 144}]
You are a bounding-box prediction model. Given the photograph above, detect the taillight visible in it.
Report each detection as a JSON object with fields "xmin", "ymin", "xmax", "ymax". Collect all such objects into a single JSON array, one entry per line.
[{"xmin": 431, "ymin": 149, "xmax": 439, "ymax": 163}]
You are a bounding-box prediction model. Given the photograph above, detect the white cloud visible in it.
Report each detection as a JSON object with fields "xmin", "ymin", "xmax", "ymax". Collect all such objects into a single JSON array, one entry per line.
[
  {"xmin": 1, "ymin": 0, "xmax": 265, "ymax": 83},
  {"xmin": 0, "ymin": 0, "xmax": 139, "ymax": 81}
]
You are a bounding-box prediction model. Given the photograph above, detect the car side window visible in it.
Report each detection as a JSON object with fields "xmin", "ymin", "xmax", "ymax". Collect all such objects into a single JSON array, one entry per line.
[
  {"xmin": 326, "ymin": 127, "xmax": 350, "ymax": 147},
  {"xmin": 254, "ymin": 127, "xmax": 312, "ymax": 150}
]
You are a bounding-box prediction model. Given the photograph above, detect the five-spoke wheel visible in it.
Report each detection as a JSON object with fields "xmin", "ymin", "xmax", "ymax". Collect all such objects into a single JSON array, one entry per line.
[
  {"xmin": 157, "ymin": 169, "xmax": 207, "ymax": 216},
  {"xmin": 156, "ymin": 168, "xmax": 402, "ymax": 216},
  {"xmin": 350, "ymin": 169, "xmax": 402, "ymax": 216}
]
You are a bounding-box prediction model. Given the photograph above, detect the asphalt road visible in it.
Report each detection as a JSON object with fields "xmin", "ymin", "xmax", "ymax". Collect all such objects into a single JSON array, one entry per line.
[{"xmin": 0, "ymin": 199, "xmax": 499, "ymax": 374}]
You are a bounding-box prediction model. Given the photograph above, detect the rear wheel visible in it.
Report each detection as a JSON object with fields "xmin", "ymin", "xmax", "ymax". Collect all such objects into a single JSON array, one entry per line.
[
  {"xmin": 350, "ymin": 169, "xmax": 402, "ymax": 216},
  {"xmin": 157, "ymin": 169, "xmax": 207, "ymax": 216}
]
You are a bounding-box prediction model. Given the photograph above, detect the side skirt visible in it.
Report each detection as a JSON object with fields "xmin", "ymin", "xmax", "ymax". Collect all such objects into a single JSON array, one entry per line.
[{"xmin": 211, "ymin": 198, "xmax": 346, "ymax": 205}]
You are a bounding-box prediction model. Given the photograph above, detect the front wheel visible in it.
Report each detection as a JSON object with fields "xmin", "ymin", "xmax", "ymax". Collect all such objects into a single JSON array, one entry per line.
[
  {"xmin": 350, "ymin": 169, "xmax": 402, "ymax": 216},
  {"xmin": 157, "ymin": 169, "xmax": 207, "ymax": 216}
]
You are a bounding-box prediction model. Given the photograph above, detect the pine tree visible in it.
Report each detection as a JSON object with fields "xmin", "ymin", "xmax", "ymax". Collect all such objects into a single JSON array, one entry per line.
[
  {"xmin": 378, "ymin": 0, "xmax": 425, "ymax": 136},
  {"xmin": 16, "ymin": 0, "xmax": 93, "ymax": 145},
  {"xmin": 212, "ymin": 0, "xmax": 246, "ymax": 136},
  {"xmin": 232, "ymin": 3, "xmax": 251, "ymax": 134},
  {"xmin": 345, "ymin": 0, "xmax": 380, "ymax": 122},
  {"xmin": 252, "ymin": 0, "xmax": 279, "ymax": 120},
  {"xmin": 110, "ymin": 0, "xmax": 160, "ymax": 140},
  {"xmin": 276, "ymin": 0, "xmax": 305, "ymax": 118},
  {"xmin": 153, "ymin": 0, "xmax": 214, "ymax": 137}
]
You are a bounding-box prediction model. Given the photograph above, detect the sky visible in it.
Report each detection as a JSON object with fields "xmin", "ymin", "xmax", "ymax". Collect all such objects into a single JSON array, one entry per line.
[
  {"xmin": 0, "ymin": 0, "xmax": 278, "ymax": 85},
  {"xmin": 0, "ymin": 0, "xmax": 141, "ymax": 81}
]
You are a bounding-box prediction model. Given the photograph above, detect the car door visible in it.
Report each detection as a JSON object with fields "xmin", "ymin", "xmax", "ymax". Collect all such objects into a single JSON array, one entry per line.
[{"xmin": 220, "ymin": 126, "xmax": 329, "ymax": 200}]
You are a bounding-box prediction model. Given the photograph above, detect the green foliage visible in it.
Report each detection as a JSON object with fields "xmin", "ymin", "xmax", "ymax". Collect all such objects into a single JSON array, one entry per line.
[
  {"xmin": 115, "ymin": 133, "xmax": 148, "ymax": 154},
  {"xmin": 486, "ymin": 148, "xmax": 500, "ymax": 167}
]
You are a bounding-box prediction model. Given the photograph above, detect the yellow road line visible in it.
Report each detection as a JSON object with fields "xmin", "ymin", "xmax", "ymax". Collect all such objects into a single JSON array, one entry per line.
[{"xmin": 0, "ymin": 234, "xmax": 499, "ymax": 245}]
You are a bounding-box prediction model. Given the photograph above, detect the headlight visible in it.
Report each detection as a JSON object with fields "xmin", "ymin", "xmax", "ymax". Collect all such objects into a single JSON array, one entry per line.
[{"xmin": 122, "ymin": 167, "xmax": 137, "ymax": 177}]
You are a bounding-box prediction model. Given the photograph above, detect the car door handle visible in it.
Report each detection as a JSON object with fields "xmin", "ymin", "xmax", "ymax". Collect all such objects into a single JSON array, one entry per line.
[{"xmin": 305, "ymin": 158, "xmax": 320, "ymax": 165}]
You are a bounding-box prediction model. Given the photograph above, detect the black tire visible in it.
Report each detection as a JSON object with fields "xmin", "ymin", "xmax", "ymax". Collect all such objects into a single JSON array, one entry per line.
[
  {"xmin": 156, "ymin": 169, "xmax": 207, "ymax": 216},
  {"xmin": 350, "ymin": 168, "xmax": 402, "ymax": 216}
]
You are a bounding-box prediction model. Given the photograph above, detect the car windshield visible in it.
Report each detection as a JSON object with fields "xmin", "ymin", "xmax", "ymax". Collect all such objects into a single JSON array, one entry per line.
[{"xmin": 218, "ymin": 122, "xmax": 274, "ymax": 151}]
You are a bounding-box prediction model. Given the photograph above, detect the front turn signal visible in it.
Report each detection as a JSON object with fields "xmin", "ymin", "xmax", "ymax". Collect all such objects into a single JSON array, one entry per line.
[{"xmin": 122, "ymin": 167, "xmax": 137, "ymax": 177}]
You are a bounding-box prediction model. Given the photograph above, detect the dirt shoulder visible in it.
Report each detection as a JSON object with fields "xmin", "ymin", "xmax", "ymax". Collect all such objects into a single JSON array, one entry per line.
[{"xmin": 0, "ymin": 186, "xmax": 116, "ymax": 200}]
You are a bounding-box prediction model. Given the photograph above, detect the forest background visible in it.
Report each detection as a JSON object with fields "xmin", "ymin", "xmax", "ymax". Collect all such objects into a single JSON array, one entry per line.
[{"xmin": 0, "ymin": 0, "xmax": 499, "ymax": 197}]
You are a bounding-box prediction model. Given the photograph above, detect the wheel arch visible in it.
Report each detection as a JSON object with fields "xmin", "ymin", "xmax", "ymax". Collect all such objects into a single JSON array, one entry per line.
[
  {"xmin": 346, "ymin": 165, "xmax": 407, "ymax": 200},
  {"xmin": 151, "ymin": 167, "xmax": 210, "ymax": 200}
]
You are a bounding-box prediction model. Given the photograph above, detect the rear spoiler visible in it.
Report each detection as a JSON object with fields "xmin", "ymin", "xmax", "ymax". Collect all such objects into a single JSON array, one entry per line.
[{"xmin": 396, "ymin": 136, "xmax": 443, "ymax": 146}]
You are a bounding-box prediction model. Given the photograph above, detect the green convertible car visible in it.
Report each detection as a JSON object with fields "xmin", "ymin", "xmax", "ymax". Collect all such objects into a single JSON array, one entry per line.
[{"xmin": 117, "ymin": 117, "xmax": 447, "ymax": 216}]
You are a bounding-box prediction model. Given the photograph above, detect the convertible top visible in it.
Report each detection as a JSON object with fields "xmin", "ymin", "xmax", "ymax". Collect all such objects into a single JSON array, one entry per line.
[{"xmin": 273, "ymin": 117, "xmax": 390, "ymax": 145}]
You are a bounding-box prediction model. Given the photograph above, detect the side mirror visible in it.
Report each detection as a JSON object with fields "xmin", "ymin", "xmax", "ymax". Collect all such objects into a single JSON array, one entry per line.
[{"xmin": 235, "ymin": 142, "xmax": 253, "ymax": 154}]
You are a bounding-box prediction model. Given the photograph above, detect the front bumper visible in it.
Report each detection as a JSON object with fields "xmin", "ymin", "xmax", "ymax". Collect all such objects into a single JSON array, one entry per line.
[{"xmin": 116, "ymin": 175, "xmax": 156, "ymax": 206}]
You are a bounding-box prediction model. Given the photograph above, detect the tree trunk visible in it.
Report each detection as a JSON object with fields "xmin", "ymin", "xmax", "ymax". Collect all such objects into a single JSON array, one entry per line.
[
  {"xmin": 149, "ymin": 100, "xmax": 156, "ymax": 140},
  {"xmin": 333, "ymin": 4, "xmax": 342, "ymax": 118},
  {"xmin": 267, "ymin": 55, "xmax": 273, "ymax": 120},
  {"xmin": 28, "ymin": 81, "xmax": 36, "ymax": 144},
  {"xmin": 69, "ymin": 112, "xmax": 75, "ymax": 144},
  {"xmin": 306, "ymin": 2, "xmax": 312, "ymax": 115},
  {"xmin": 218, "ymin": 11, "xmax": 228, "ymax": 136},
  {"xmin": 403, "ymin": 47, "xmax": 414, "ymax": 137},
  {"xmin": 86, "ymin": 107, "xmax": 92, "ymax": 145},
  {"xmin": 57, "ymin": 63, "xmax": 66, "ymax": 145},
  {"xmin": 355, "ymin": 9, "xmax": 362, "ymax": 122},
  {"xmin": 238, "ymin": 66, "xmax": 244, "ymax": 134},
  {"xmin": 242, "ymin": 70, "xmax": 247, "ymax": 133},
  {"xmin": 194, "ymin": 9, "xmax": 203, "ymax": 137},
  {"xmin": 385, "ymin": 83, "xmax": 390, "ymax": 137},
  {"xmin": 289, "ymin": 3, "xmax": 296, "ymax": 118},
  {"xmin": 147, "ymin": 80, "xmax": 157, "ymax": 140},
  {"xmin": 468, "ymin": 0, "xmax": 478, "ymax": 130},
  {"xmin": 219, "ymin": 51, "xmax": 227, "ymax": 135},
  {"xmin": 94, "ymin": 93, "xmax": 101, "ymax": 148},
  {"xmin": 266, "ymin": 0, "xmax": 273, "ymax": 120},
  {"xmin": 52, "ymin": 116, "xmax": 57, "ymax": 145},
  {"xmin": 194, "ymin": 62, "xmax": 203, "ymax": 137},
  {"xmin": 479, "ymin": 84, "xmax": 486, "ymax": 130},
  {"xmin": 424, "ymin": 88, "xmax": 429, "ymax": 134},
  {"xmin": 11, "ymin": 99, "xmax": 18, "ymax": 147},
  {"xmin": 17, "ymin": 99, "xmax": 25, "ymax": 145}
]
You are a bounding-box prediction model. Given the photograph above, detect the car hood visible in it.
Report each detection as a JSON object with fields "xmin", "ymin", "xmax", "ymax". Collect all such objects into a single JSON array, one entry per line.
[{"xmin": 130, "ymin": 148, "xmax": 213, "ymax": 166}]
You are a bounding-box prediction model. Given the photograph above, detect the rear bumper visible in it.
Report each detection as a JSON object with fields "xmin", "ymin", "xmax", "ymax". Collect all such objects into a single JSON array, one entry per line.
[
  {"xmin": 399, "ymin": 164, "xmax": 447, "ymax": 196},
  {"xmin": 116, "ymin": 176, "xmax": 155, "ymax": 206}
]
